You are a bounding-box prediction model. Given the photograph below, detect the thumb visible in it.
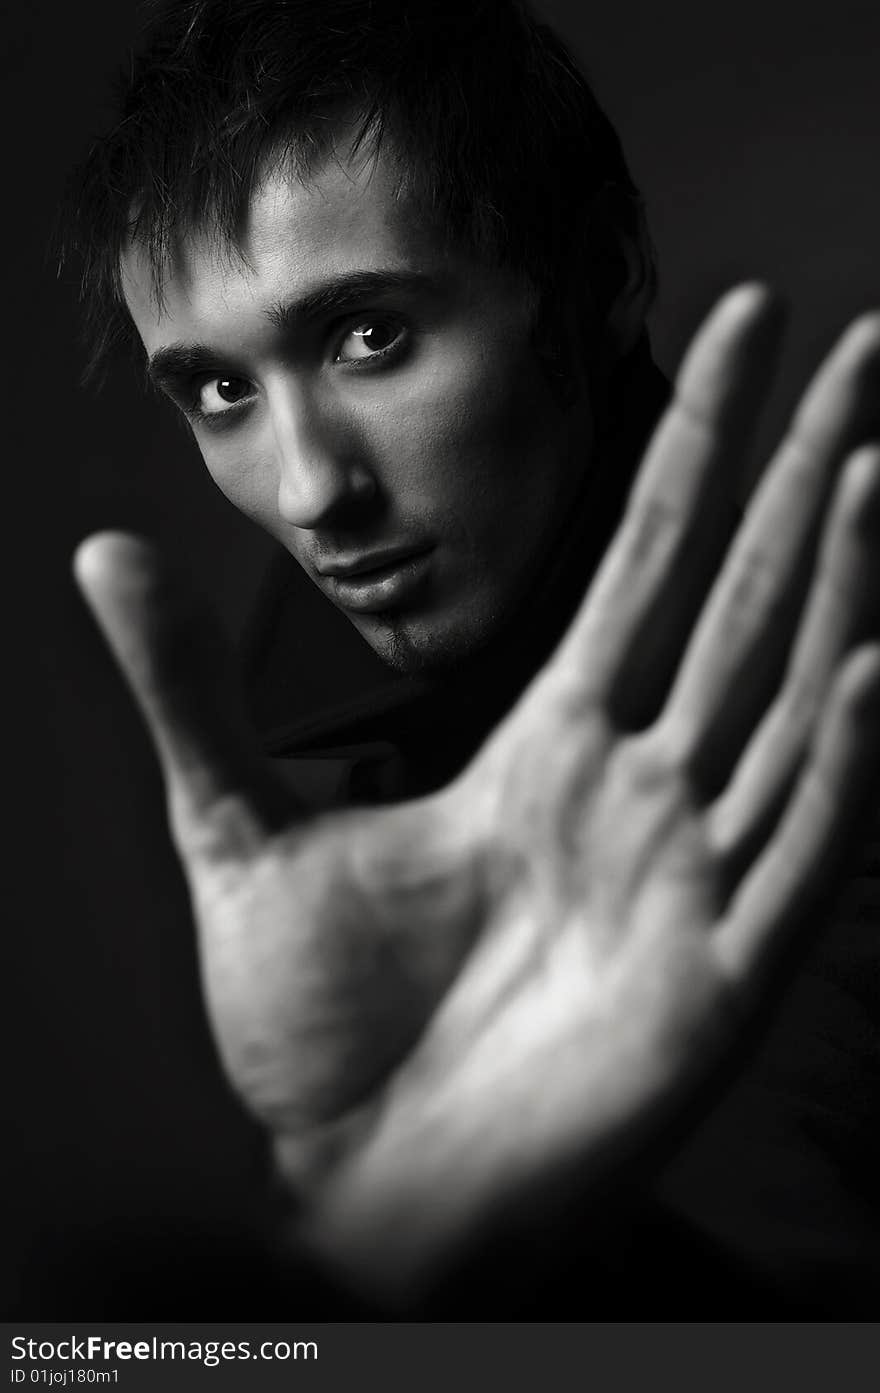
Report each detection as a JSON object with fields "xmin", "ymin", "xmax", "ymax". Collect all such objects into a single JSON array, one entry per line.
[{"xmin": 73, "ymin": 531, "xmax": 293, "ymax": 860}]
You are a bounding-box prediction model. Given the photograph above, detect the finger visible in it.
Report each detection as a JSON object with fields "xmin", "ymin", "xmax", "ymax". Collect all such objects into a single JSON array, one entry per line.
[
  {"xmin": 554, "ymin": 283, "xmax": 786, "ymax": 719},
  {"xmin": 660, "ymin": 313, "xmax": 880, "ymax": 789},
  {"xmin": 710, "ymin": 445, "xmax": 880, "ymax": 876},
  {"xmin": 74, "ymin": 531, "xmax": 292, "ymax": 860},
  {"xmin": 717, "ymin": 644, "xmax": 880, "ymax": 995}
]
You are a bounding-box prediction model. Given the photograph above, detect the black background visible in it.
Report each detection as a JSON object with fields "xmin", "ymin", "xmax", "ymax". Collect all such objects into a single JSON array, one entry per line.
[{"xmin": 4, "ymin": 0, "xmax": 880, "ymax": 1314}]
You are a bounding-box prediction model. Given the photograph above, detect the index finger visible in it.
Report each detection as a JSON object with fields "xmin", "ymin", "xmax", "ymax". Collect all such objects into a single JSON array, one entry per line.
[{"xmin": 553, "ymin": 284, "xmax": 786, "ymax": 713}]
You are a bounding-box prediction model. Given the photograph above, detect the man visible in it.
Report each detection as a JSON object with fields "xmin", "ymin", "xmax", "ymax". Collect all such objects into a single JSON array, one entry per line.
[{"xmin": 68, "ymin": 0, "xmax": 880, "ymax": 1313}]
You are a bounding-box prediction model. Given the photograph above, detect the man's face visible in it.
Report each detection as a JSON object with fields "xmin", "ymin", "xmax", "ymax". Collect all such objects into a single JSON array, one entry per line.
[{"xmin": 122, "ymin": 139, "xmax": 597, "ymax": 671}]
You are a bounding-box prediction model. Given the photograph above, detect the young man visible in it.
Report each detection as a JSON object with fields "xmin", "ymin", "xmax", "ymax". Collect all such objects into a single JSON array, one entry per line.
[{"xmin": 69, "ymin": 0, "xmax": 880, "ymax": 1312}]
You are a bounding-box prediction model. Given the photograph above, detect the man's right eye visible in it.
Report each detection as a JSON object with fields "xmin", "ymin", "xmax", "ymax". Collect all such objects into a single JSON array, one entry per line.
[{"xmin": 193, "ymin": 376, "xmax": 254, "ymax": 418}]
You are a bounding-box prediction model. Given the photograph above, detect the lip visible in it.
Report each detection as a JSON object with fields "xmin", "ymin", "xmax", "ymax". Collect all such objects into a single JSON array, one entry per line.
[
  {"xmin": 317, "ymin": 543, "xmax": 432, "ymax": 579},
  {"xmin": 318, "ymin": 544, "xmax": 435, "ymax": 613}
]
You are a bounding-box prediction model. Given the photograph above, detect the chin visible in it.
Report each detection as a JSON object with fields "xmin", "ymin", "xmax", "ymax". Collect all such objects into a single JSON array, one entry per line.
[{"xmin": 351, "ymin": 606, "xmax": 503, "ymax": 675}]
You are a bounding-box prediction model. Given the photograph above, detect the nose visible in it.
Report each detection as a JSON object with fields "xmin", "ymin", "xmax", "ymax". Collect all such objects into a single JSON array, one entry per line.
[{"xmin": 269, "ymin": 382, "xmax": 377, "ymax": 529}]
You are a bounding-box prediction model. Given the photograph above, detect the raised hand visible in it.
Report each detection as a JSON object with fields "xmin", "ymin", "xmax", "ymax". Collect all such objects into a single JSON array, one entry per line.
[{"xmin": 74, "ymin": 286, "xmax": 880, "ymax": 1298}]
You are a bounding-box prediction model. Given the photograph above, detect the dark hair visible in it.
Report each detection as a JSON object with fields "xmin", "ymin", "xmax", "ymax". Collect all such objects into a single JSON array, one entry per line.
[{"xmin": 65, "ymin": 0, "xmax": 653, "ymax": 378}]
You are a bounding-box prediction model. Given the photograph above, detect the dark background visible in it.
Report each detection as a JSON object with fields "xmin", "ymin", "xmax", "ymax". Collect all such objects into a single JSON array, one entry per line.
[{"xmin": 4, "ymin": 0, "xmax": 880, "ymax": 1314}]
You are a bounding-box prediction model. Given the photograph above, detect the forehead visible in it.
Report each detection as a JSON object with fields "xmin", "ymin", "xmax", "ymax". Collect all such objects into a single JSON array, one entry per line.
[{"xmin": 120, "ymin": 140, "xmax": 452, "ymax": 348}]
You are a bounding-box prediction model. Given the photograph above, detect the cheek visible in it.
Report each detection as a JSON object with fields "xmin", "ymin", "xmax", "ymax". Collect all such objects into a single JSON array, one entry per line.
[
  {"xmin": 371, "ymin": 338, "xmax": 587, "ymax": 533},
  {"xmin": 199, "ymin": 436, "xmax": 280, "ymax": 533}
]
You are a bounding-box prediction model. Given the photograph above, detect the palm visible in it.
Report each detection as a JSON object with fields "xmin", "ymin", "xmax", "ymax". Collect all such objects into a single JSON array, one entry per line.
[
  {"xmin": 189, "ymin": 721, "xmax": 721, "ymax": 1141},
  {"xmin": 76, "ymin": 286, "xmax": 880, "ymax": 1290},
  {"xmin": 179, "ymin": 722, "xmax": 736, "ymax": 1281}
]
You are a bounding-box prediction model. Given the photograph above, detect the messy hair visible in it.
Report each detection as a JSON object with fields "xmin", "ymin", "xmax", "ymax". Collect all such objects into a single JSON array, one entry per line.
[{"xmin": 65, "ymin": 0, "xmax": 653, "ymax": 378}]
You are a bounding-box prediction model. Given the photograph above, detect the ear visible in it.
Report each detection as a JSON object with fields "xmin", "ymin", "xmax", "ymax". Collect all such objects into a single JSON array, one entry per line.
[{"xmin": 585, "ymin": 184, "xmax": 656, "ymax": 364}]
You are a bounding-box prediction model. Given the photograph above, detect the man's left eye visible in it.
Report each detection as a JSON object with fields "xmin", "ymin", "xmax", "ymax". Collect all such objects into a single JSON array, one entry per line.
[{"xmin": 335, "ymin": 319, "xmax": 404, "ymax": 363}]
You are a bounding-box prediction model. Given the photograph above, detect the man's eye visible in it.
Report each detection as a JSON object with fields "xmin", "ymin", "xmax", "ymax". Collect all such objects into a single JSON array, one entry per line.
[
  {"xmin": 195, "ymin": 376, "xmax": 253, "ymax": 415},
  {"xmin": 336, "ymin": 319, "xmax": 404, "ymax": 363}
]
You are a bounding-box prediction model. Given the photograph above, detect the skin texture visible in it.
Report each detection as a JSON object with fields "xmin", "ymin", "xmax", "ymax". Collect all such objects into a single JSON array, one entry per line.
[
  {"xmin": 121, "ymin": 141, "xmax": 598, "ymax": 671},
  {"xmin": 76, "ymin": 287, "xmax": 880, "ymax": 1304}
]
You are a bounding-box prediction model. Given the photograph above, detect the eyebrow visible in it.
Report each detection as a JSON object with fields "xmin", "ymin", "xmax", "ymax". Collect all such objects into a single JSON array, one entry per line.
[
  {"xmin": 146, "ymin": 268, "xmax": 437, "ymax": 389},
  {"xmin": 266, "ymin": 268, "xmax": 435, "ymax": 330}
]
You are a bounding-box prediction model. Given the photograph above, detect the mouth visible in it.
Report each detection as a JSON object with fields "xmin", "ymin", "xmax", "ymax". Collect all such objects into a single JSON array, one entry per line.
[{"xmin": 318, "ymin": 545, "xmax": 435, "ymax": 613}]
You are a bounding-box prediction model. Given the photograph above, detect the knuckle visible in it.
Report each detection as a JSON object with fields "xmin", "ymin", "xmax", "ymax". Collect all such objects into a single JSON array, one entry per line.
[
  {"xmin": 723, "ymin": 546, "xmax": 783, "ymax": 626},
  {"xmin": 622, "ymin": 494, "xmax": 683, "ymax": 573},
  {"xmin": 671, "ymin": 388, "xmax": 719, "ymax": 442},
  {"xmin": 614, "ymin": 724, "xmax": 693, "ymax": 796}
]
